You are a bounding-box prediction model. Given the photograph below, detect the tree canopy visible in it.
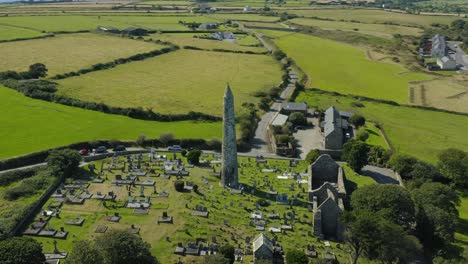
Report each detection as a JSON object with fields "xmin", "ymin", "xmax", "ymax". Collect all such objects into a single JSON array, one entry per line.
[
  {"xmin": 67, "ymin": 240, "xmax": 104, "ymax": 264},
  {"xmin": 46, "ymin": 148, "xmax": 82, "ymax": 177},
  {"xmin": 342, "ymin": 140, "xmax": 369, "ymax": 173},
  {"xmin": 186, "ymin": 149, "xmax": 202, "ymax": 165},
  {"xmin": 350, "ymin": 184, "xmax": 415, "ymax": 230},
  {"xmin": 0, "ymin": 237, "xmax": 45, "ymax": 264},
  {"xmin": 349, "ymin": 114, "xmax": 366, "ymax": 128},
  {"xmin": 285, "ymin": 249, "xmax": 309, "ymax": 264}
]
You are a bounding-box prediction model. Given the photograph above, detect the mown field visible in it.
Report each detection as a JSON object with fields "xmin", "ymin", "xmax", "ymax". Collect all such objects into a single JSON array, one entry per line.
[
  {"xmin": 206, "ymin": 13, "xmax": 280, "ymax": 22},
  {"xmin": 287, "ymin": 9, "xmax": 467, "ymax": 27},
  {"xmin": 148, "ymin": 32, "xmax": 264, "ymax": 52},
  {"xmin": 57, "ymin": 49, "xmax": 282, "ymax": 115},
  {"xmin": 0, "ymin": 33, "xmax": 162, "ymax": 76},
  {"xmin": 288, "ymin": 18, "xmax": 424, "ymax": 39},
  {"xmin": 410, "ymin": 78, "xmax": 468, "ymax": 113},
  {"xmin": 0, "ymin": 24, "xmax": 44, "ymax": 41},
  {"xmin": 296, "ymin": 90, "xmax": 468, "ymax": 163},
  {"xmin": 272, "ymin": 32, "xmax": 431, "ymax": 103},
  {"xmin": 32, "ymin": 155, "xmax": 376, "ymax": 263},
  {"xmin": 0, "ymin": 86, "xmax": 221, "ymax": 159},
  {"xmin": 0, "ymin": 14, "xmax": 217, "ymax": 32}
]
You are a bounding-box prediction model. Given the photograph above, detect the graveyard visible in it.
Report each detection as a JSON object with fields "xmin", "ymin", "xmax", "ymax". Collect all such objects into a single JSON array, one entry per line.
[{"xmin": 25, "ymin": 152, "xmax": 359, "ymax": 263}]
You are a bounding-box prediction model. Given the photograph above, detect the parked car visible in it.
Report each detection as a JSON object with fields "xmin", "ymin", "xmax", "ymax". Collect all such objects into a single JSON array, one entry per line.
[
  {"xmin": 79, "ymin": 148, "xmax": 88, "ymax": 156},
  {"xmin": 345, "ymin": 132, "xmax": 351, "ymax": 139},
  {"xmin": 113, "ymin": 145, "xmax": 126, "ymax": 152},
  {"xmin": 168, "ymin": 145, "xmax": 182, "ymax": 152},
  {"xmin": 95, "ymin": 146, "xmax": 107, "ymax": 154}
]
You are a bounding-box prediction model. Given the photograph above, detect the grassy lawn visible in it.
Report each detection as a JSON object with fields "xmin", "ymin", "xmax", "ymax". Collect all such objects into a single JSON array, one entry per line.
[
  {"xmin": 296, "ymin": 90, "xmax": 468, "ymax": 163},
  {"xmin": 0, "ymin": 33, "xmax": 162, "ymax": 76},
  {"xmin": 148, "ymin": 32, "xmax": 265, "ymax": 52},
  {"xmin": 57, "ymin": 49, "xmax": 282, "ymax": 115},
  {"xmin": 0, "ymin": 15, "xmax": 217, "ymax": 32},
  {"xmin": 288, "ymin": 18, "xmax": 424, "ymax": 39},
  {"xmin": 288, "ymin": 9, "xmax": 467, "ymax": 28},
  {"xmin": 273, "ymin": 33, "xmax": 432, "ymax": 103},
  {"xmin": 30, "ymin": 155, "xmax": 356, "ymax": 263},
  {"xmin": 362, "ymin": 123, "xmax": 389, "ymax": 149},
  {"xmin": 0, "ymin": 86, "xmax": 221, "ymax": 160},
  {"xmin": 0, "ymin": 24, "xmax": 44, "ymax": 41},
  {"xmin": 340, "ymin": 163, "xmax": 377, "ymax": 190}
]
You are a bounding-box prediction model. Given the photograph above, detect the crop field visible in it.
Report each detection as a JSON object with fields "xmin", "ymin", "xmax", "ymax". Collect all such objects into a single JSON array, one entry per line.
[
  {"xmin": 410, "ymin": 78, "xmax": 468, "ymax": 113},
  {"xmin": 206, "ymin": 13, "xmax": 280, "ymax": 22},
  {"xmin": 30, "ymin": 155, "xmax": 374, "ymax": 263},
  {"xmin": 0, "ymin": 33, "xmax": 163, "ymax": 76},
  {"xmin": 287, "ymin": 9, "xmax": 467, "ymax": 27},
  {"xmin": 0, "ymin": 24, "xmax": 44, "ymax": 41},
  {"xmin": 57, "ymin": 49, "xmax": 282, "ymax": 115},
  {"xmin": 288, "ymin": 18, "xmax": 424, "ymax": 39},
  {"xmin": 0, "ymin": 86, "xmax": 221, "ymax": 159},
  {"xmin": 273, "ymin": 33, "xmax": 431, "ymax": 103},
  {"xmin": 296, "ymin": 90, "xmax": 468, "ymax": 163},
  {"xmin": 149, "ymin": 32, "xmax": 264, "ymax": 52},
  {"xmin": 0, "ymin": 15, "xmax": 217, "ymax": 32}
]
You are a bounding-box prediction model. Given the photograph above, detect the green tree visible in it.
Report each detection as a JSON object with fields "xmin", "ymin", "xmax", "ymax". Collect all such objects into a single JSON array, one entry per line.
[
  {"xmin": 388, "ymin": 153, "xmax": 418, "ymax": 179},
  {"xmin": 218, "ymin": 244, "xmax": 235, "ymax": 264},
  {"xmin": 67, "ymin": 240, "xmax": 104, "ymax": 264},
  {"xmin": 342, "ymin": 140, "xmax": 369, "ymax": 173},
  {"xmin": 355, "ymin": 128, "xmax": 369, "ymax": 142},
  {"xmin": 46, "ymin": 148, "xmax": 82, "ymax": 177},
  {"xmin": 0, "ymin": 237, "xmax": 45, "ymax": 264},
  {"xmin": 286, "ymin": 249, "xmax": 309, "ymax": 264},
  {"xmin": 437, "ymin": 148, "xmax": 468, "ymax": 187},
  {"xmin": 96, "ymin": 230, "xmax": 157, "ymax": 264},
  {"xmin": 273, "ymin": 50, "xmax": 286, "ymax": 60},
  {"xmin": 349, "ymin": 114, "xmax": 366, "ymax": 128},
  {"xmin": 306, "ymin": 149, "xmax": 320, "ymax": 164},
  {"xmin": 159, "ymin": 133, "xmax": 174, "ymax": 147},
  {"xmin": 351, "ymin": 185, "xmax": 415, "ymax": 230},
  {"xmin": 186, "ymin": 149, "xmax": 202, "ymax": 165},
  {"xmin": 28, "ymin": 63, "xmax": 48, "ymax": 78},
  {"xmin": 409, "ymin": 160, "xmax": 443, "ymax": 183},
  {"xmin": 136, "ymin": 134, "xmax": 146, "ymax": 146},
  {"xmin": 289, "ymin": 112, "xmax": 307, "ymax": 126}
]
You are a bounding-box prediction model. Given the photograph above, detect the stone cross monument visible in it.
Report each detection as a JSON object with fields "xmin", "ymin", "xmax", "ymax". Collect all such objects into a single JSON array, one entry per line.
[{"xmin": 221, "ymin": 84, "xmax": 239, "ymax": 188}]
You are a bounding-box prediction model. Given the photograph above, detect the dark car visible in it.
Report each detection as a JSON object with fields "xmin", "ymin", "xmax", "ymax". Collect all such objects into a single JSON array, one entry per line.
[
  {"xmin": 95, "ymin": 146, "xmax": 107, "ymax": 154},
  {"xmin": 113, "ymin": 145, "xmax": 126, "ymax": 152}
]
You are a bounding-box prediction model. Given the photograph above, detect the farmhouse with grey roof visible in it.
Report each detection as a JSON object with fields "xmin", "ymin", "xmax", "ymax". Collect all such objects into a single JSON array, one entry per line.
[
  {"xmin": 431, "ymin": 34, "xmax": 446, "ymax": 58},
  {"xmin": 308, "ymin": 154, "xmax": 346, "ymax": 241},
  {"xmin": 322, "ymin": 106, "xmax": 348, "ymax": 150},
  {"xmin": 437, "ymin": 56, "xmax": 457, "ymax": 70},
  {"xmin": 280, "ymin": 102, "xmax": 307, "ymax": 115}
]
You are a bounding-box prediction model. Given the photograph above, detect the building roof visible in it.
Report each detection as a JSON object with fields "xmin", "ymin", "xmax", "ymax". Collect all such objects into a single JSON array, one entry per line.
[
  {"xmin": 281, "ymin": 102, "xmax": 307, "ymax": 112},
  {"xmin": 438, "ymin": 56, "xmax": 455, "ymax": 64},
  {"xmin": 431, "ymin": 34, "xmax": 446, "ymax": 57},
  {"xmin": 324, "ymin": 106, "xmax": 343, "ymax": 137},
  {"xmin": 253, "ymin": 233, "xmax": 274, "ymax": 253},
  {"xmin": 272, "ymin": 114, "xmax": 289, "ymax": 126}
]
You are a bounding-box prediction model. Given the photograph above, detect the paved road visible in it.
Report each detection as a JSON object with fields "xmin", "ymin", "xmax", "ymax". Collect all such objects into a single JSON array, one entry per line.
[
  {"xmin": 447, "ymin": 41, "xmax": 468, "ymax": 72},
  {"xmin": 247, "ymin": 68, "xmax": 298, "ymax": 157},
  {"xmin": 360, "ymin": 165, "xmax": 401, "ymax": 185}
]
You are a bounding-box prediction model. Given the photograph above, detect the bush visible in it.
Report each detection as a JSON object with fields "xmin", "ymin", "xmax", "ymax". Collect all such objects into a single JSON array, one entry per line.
[
  {"xmin": 174, "ymin": 180, "xmax": 185, "ymax": 192},
  {"xmin": 306, "ymin": 149, "xmax": 320, "ymax": 164},
  {"xmin": 181, "ymin": 149, "xmax": 187, "ymax": 157},
  {"xmin": 257, "ymin": 198, "xmax": 269, "ymax": 207},
  {"xmin": 349, "ymin": 114, "xmax": 366, "ymax": 128},
  {"xmin": 356, "ymin": 128, "xmax": 369, "ymax": 142},
  {"xmin": 186, "ymin": 149, "xmax": 202, "ymax": 165},
  {"xmin": 289, "ymin": 112, "xmax": 307, "ymax": 126},
  {"xmin": 0, "ymin": 167, "xmax": 40, "ymax": 187}
]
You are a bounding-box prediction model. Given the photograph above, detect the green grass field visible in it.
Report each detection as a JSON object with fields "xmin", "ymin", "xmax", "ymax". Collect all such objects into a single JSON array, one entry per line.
[
  {"xmin": 0, "ymin": 15, "xmax": 217, "ymax": 32},
  {"xmin": 0, "ymin": 33, "xmax": 162, "ymax": 76},
  {"xmin": 31, "ymin": 156, "xmax": 359, "ymax": 263},
  {"xmin": 206, "ymin": 13, "xmax": 280, "ymax": 22},
  {"xmin": 296, "ymin": 90, "xmax": 468, "ymax": 163},
  {"xmin": 288, "ymin": 9, "xmax": 467, "ymax": 27},
  {"xmin": 57, "ymin": 49, "xmax": 282, "ymax": 115},
  {"xmin": 148, "ymin": 32, "xmax": 264, "ymax": 52},
  {"xmin": 0, "ymin": 86, "xmax": 221, "ymax": 159},
  {"xmin": 362, "ymin": 123, "xmax": 389, "ymax": 149},
  {"xmin": 0, "ymin": 24, "xmax": 44, "ymax": 41},
  {"xmin": 288, "ymin": 18, "xmax": 424, "ymax": 39},
  {"xmin": 273, "ymin": 33, "xmax": 432, "ymax": 103}
]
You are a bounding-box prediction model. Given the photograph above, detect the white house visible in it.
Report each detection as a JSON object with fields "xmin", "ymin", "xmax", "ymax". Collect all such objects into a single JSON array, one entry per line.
[{"xmin": 437, "ymin": 56, "xmax": 457, "ymax": 70}]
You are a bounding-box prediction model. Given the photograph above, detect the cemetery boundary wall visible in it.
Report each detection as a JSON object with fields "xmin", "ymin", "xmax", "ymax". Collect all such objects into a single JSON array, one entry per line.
[{"xmin": 9, "ymin": 173, "xmax": 66, "ymax": 236}]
